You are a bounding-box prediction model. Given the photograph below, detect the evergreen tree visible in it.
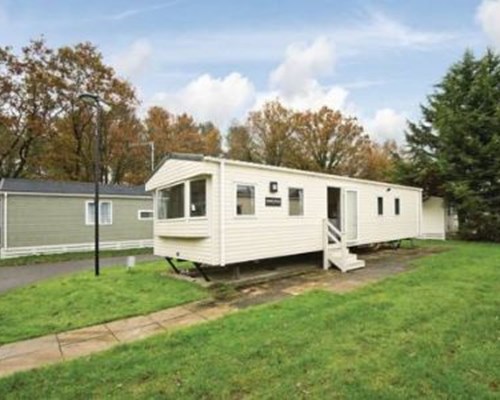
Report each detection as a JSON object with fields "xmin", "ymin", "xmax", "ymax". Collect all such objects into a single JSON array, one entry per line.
[{"xmin": 400, "ymin": 50, "xmax": 500, "ymax": 241}]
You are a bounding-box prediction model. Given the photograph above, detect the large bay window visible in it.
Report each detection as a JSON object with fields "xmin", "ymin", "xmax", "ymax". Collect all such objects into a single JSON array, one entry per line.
[
  {"xmin": 158, "ymin": 183, "xmax": 185, "ymax": 219},
  {"xmin": 157, "ymin": 179, "xmax": 207, "ymax": 220}
]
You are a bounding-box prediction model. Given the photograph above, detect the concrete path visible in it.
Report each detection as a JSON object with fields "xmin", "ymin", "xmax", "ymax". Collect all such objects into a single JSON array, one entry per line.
[
  {"xmin": 0, "ymin": 254, "xmax": 158, "ymax": 294},
  {"xmin": 0, "ymin": 300, "xmax": 235, "ymax": 378}
]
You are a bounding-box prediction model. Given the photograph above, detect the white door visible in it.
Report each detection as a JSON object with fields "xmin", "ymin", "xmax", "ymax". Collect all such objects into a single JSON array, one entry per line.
[{"xmin": 345, "ymin": 189, "xmax": 358, "ymax": 241}]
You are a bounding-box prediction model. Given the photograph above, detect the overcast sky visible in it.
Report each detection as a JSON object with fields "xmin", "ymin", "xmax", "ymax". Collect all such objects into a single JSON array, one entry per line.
[{"xmin": 1, "ymin": 0, "xmax": 499, "ymax": 143}]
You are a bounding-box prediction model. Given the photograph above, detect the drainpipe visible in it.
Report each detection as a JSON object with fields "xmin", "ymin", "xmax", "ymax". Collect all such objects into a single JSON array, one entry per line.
[{"xmin": 219, "ymin": 159, "xmax": 225, "ymax": 267}]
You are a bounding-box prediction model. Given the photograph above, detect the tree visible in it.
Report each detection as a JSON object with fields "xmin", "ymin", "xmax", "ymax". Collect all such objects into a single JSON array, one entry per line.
[
  {"xmin": 199, "ymin": 121, "xmax": 222, "ymax": 156},
  {"xmin": 291, "ymin": 106, "xmax": 371, "ymax": 176},
  {"xmin": 226, "ymin": 123, "xmax": 255, "ymax": 161},
  {"xmin": 0, "ymin": 39, "xmax": 57, "ymax": 178},
  {"xmin": 44, "ymin": 42, "xmax": 140, "ymax": 183},
  {"xmin": 400, "ymin": 49, "xmax": 500, "ymax": 241},
  {"xmin": 247, "ymin": 101, "xmax": 296, "ymax": 166},
  {"xmin": 0, "ymin": 39, "xmax": 144, "ymax": 184},
  {"xmin": 358, "ymin": 140, "xmax": 399, "ymax": 182},
  {"xmin": 144, "ymin": 106, "xmax": 209, "ymax": 159}
]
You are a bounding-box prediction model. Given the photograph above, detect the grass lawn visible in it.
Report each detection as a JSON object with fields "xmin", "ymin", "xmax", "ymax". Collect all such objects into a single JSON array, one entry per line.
[
  {"xmin": 0, "ymin": 241, "xmax": 499, "ymax": 399},
  {"xmin": 0, "ymin": 261, "xmax": 207, "ymax": 345},
  {"xmin": 0, "ymin": 247, "xmax": 153, "ymax": 267}
]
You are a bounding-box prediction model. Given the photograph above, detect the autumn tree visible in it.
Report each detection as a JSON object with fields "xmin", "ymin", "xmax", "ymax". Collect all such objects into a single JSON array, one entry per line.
[
  {"xmin": 199, "ymin": 121, "xmax": 222, "ymax": 156},
  {"xmin": 144, "ymin": 106, "xmax": 222, "ymax": 162},
  {"xmin": 0, "ymin": 39, "xmax": 58, "ymax": 178},
  {"xmin": 247, "ymin": 101, "xmax": 296, "ymax": 166},
  {"xmin": 357, "ymin": 140, "xmax": 399, "ymax": 182},
  {"xmin": 226, "ymin": 123, "xmax": 255, "ymax": 161},
  {"xmin": 0, "ymin": 39, "xmax": 145, "ymax": 184},
  {"xmin": 43, "ymin": 42, "xmax": 142, "ymax": 184},
  {"xmin": 291, "ymin": 106, "xmax": 371, "ymax": 176}
]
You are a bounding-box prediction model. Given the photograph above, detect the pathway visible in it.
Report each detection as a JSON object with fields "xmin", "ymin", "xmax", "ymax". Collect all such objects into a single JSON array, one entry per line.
[{"xmin": 0, "ymin": 300, "xmax": 235, "ymax": 377}]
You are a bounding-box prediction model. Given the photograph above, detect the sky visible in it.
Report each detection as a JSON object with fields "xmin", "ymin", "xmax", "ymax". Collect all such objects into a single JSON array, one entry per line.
[{"xmin": 1, "ymin": 0, "xmax": 500, "ymax": 143}]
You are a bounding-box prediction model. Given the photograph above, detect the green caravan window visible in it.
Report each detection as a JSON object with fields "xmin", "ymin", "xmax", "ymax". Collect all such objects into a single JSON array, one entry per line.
[
  {"xmin": 289, "ymin": 188, "xmax": 304, "ymax": 216},
  {"xmin": 236, "ymin": 184, "xmax": 255, "ymax": 215},
  {"xmin": 190, "ymin": 179, "xmax": 206, "ymax": 217},
  {"xmin": 158, "ymin": 183, "xmax": 185, "ymax": 219}
]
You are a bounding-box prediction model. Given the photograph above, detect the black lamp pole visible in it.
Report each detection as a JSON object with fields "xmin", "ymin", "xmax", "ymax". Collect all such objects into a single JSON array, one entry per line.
[
  {"xmin": 93, "ymin": 104, "xmax": 101, "ymax": 277},
  {"xmin": 78, "ymin": 93, "xmax": 105, "ymax": 277}
]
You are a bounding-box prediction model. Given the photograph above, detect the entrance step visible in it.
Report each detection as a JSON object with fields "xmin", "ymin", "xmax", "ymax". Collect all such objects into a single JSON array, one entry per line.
[{"xmin": 327, "ymin": 248, "xmax": 365, "ymax": 273}]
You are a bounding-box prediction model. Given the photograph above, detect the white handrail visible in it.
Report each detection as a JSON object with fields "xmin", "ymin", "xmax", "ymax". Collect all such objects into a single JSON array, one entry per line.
[
  {"xmin": 324, "ymin": 218, "xmax": 348, "ymax": 271},
  {"xmin": 326, "ymin": 219, "xmax": 343, "ymax": 245}
]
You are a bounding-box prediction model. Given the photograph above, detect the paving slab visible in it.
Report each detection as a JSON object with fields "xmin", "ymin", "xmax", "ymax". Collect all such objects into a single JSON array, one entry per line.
[
  {"xmin": 105, "ymin": 315, "xmax": 155, "ymax": 332},
  {"xmin": 57, "ymin": 324, "xmax": 110, "ymax": 346},
  {"xmin": 61, "ymin": 333, "xmax": 118, "ymax": 360},
  {"xmin": 195, "ymin": 304, "xmax": 236, "ymax": 320},
  {"xmin": 110, "ymin": 322, "xmax": 165, "ymax": 343},
  {"xmin": 148, "ymin": 306, "xmax": 191, "ymax": 324},
  {"xmin": 0, "ymin": 334, "xmax": 59, "ymax": 361},
  {"xmin": 160, "ymin": 313, "xmax": 207, "ymax": 331},
  {"xmin": 0, "ymin": 347, "xmax": 62, "ymax": 377}
]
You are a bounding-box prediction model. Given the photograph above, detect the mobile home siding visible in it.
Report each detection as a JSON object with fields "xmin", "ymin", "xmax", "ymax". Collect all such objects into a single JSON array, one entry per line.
[
  {"xmin": 149, "ymin": 159, "xmax": 220, "ymax": 265},
  {"xmin": 7, "ymin": 195, "xmax": 152, "ymax": 247},
  {"xmin": 147, "ymin": 156, "xmax": 423, "ymax": 267},
  {"xmin": 222, "ymin": 163, "xmax": 420, "ymax": 265}
]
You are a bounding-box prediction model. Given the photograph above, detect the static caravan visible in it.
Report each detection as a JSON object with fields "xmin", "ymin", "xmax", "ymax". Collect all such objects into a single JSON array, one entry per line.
[
  {"xmin": 0, "ymin": 178, "xmax": 153, "ymax": 259},
  {"xmin": 146, "ymin": 154, "xmax": 424, "ymax": 273}
]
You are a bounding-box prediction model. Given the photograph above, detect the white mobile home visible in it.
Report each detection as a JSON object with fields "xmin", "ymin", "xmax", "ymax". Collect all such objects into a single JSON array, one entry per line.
[{"xmin": 146, "ymin": 154, "xmax": 424, "ymax": 273}]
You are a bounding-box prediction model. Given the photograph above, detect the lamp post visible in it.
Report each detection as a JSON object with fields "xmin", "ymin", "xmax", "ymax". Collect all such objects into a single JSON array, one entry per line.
[{"xmin": 78, "ymin": 93, "xmax": 107, "ymax": 277}]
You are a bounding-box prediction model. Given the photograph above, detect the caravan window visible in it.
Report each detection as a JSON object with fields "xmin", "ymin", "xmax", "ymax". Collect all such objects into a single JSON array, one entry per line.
[
  {"xmin": 86, "ymin": 201, "xmax": 112, "ymax": 225},
  {"xmin": 395, "ymin": 198, "xmax": 400, "ymax": 215},
  {"xmin": 236, "ymin": 184, "xmax": 255, "ymax": 215},
  {"xmin": 289, "ymin": 188, "xmax": 304, "ymax": 216},
  {"xmin": 190, "ymin": 179, "xmax": 206, "ymax": 217},
  {"xmin": 377, "ymin": 197, "xmax": 384, "ymax": 216},
  {"xmin": 158, "ymin": 183, "xmax": 185, "ymax": 219}
]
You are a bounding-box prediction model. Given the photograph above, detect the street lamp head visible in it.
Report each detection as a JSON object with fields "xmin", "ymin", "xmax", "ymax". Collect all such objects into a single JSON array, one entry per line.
[
  {"xmin": 78, "ymin": 93, "xmax": 100, "ymax": 106},
  {"xmin": 78, "ymin": 93, "xmax": 112, "ymax": 112}
]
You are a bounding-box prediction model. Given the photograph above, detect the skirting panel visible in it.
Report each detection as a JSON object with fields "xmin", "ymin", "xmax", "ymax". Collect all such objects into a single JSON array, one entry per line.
[{"xmin": 0, "ymin": 239, "xmax": 153, "ymax": 259}]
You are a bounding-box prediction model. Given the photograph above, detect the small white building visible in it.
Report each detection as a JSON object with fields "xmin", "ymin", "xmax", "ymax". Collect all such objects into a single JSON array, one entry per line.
[
  {"xmin": 146, "ymin": 154, "xmax": 426, "ymax": 273},
  {"xmin": 421, "ymin": 196, "xmax": 458, "ymax": 240}
]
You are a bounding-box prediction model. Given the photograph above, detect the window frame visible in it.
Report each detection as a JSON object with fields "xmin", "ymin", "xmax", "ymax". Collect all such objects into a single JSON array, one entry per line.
[
  {"xmin": 85, "ymin": 200, "xmax": 113, "ymax": 225},
  {"xmin": 288, "ymin": 187, "xmax": 304, "ymax": 217},
  {"xmin": 394, "ymin": 198, "xmax": 400, "ymax": 216},
  {"xmin": 235, "ymin": 182, "xmax": 256, "ymax": 218},
  {"xmin": 189, "ymin": 179, "xmax": 207, "ymax": 218},
  {"xmin": 377, "ymin": 196, "xmax": 384, "ymax": 216},
  {"xmin": 157, "ymin": 182, "xmax": 186, "ymax": 221},
  {"xmin": 138, "ymin": 209, "xmax": 154, "ymax": 221}
]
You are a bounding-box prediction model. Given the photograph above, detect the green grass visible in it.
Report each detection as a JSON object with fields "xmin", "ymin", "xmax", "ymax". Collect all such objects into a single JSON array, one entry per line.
[
  {"xmin": 0, "ymin": 247, "xmax": 153, "ymax": 267},
  {"xmin": 0, "ymin": 261, "xmax": 207, "ymax": 345},
  {"xmin": 1, "ymin": 241, "xmax": 499, "ymax": 399}
]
